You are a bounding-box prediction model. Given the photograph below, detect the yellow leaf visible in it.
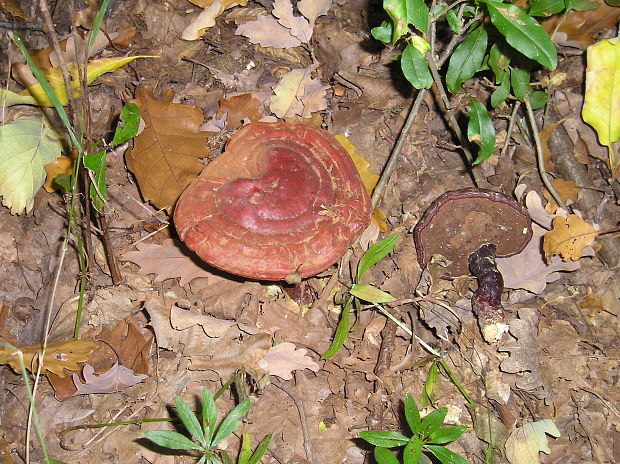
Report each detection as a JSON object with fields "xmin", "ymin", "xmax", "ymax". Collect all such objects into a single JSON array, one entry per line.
[
  {"xmin": 15, "ymin": 56, "xmax": 156, "ymax": 107},
  {"xmin": 582, "ymin": 38, "xmax": 620, "ymax": 171},
  {"xmin": 543, "ymin": 178, "xmax": 581, "ymax": 213},
  {"xmin": 44, "ymin": 155, "xmax": 73, "ymax": 192},
  {"xmin": 543, "ymin": 214, "xmax": 596, "ymax": 261},
  {"xmin": 335, "ymin": 135, "xmax": 387, "ymax": 232},
  {"xmin": 0, "ymin": 339, "xmax": 99, "ymax": 377}
]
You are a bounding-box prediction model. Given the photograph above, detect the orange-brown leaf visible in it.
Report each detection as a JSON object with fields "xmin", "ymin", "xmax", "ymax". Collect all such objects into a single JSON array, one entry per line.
[
  {"xmin": 44, "ymin": 155, "xmax": 73, "ymax": 192},
  {"xmin": 126, "ymin": 86, "xmax": 212, "ymax": 211},
  {"xmin": 543, "ymin": 214, "xmax": 596, "ymax": 261},
  {"xmin": 216, "ymin": 93, "xmax": 264, "ymax": 129},
  {"xmin": 0, "ymin": 339, "xmax": 99, "ymax": 377}
]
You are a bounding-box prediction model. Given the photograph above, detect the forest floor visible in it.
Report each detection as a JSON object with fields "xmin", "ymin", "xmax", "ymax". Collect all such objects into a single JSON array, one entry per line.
[{"xmin": 0, "ymin": 0, "xmax": 618, "ymax": 463}]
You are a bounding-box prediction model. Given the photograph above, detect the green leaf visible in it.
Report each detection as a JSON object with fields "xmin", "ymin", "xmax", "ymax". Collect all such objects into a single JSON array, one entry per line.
[
  {"xmin": 83, "ymin": 149, "xmax": 107, "ymax": 212},
  {"xmin": 143, "ymin": 430, "xmax": 204, "ymax": 451},
  {"xmin": 372, "ymin": 22, "xmax": 393, "ymax": 43},
  {"xmin": 404, "ymin": 393, "xmax": 421, "ymax": 433},
  {"xmin": 357, "ymin": 233, "xmax": 401, "ymax": 282},
  {"xmin": 350, "ymin": 284, "xmax": 396, "ymax": 304},
  {"xmin": 427, "ymin": 425, "xmax": 469, "ymax": 444},
  {"xmin": 321, "ymin": 297, "xmax": 352, "ymax": 359},
  {"xmin": 359, "ymin": 430, "xmax": 410, "ymax": 447},
  {"xmin": 212, "ymin": 398, "xmax": 250, "ymax": 446},
  {"xmin": 528, "ymin": 0, "xmax": 565, "ymax": 16},
  {"xmin": 446, "ymin": 25, "xmax": 488, "ymax": 93},
  {"xmin": 510, "ymin": 66, "xmax": 532, "ymax": 101},
  {"xmin": 529, "ymin": 90, "xmax": 548, "ymax": 109},
  {"xmin": 425, "ymin": 445, "xmax": 469, "ymax": 464},
  {"xmin": 202, "ymin": 388, "xmax": 218, "ymax": 444},
  {"xmin": 488, "ymin": 43, "xmax": 511, "ymax": 82},
  {"xmin": 384, "ymin": 0, "xmax": 429, "ymax": 41},
  {"xmin": 403, "ymin": 436, "xmax": 422, "ymax": 464},
  {"xmin": 401, "ymin": 43, "xmax": 433, "ymax": 89},
  {"xmin": 420, "ymin": 408, "xmax": 448, "ymax": 437},
  {"xmin": 174, "ymin": 395, "xmax": 206, "ymax": 447},
  {"xmin": 491, "ymin": 72, "xmax": 510, "ymax": 108},
  {"xmin": 481, "ymin": 0, "xmax": 557, "ymax": 70},
  {"xmin": 220, "ymin": 450, "xmax": 234, "ymax": 464},
  {"xmin": 420, "ymin": 361, "xmax": 439, "ymax": 407},
  {"xmin": 582, "ymin": 38, "xmax": 620, "ymax": 147},
  {"xmin": 112, "ymin": 103, "xmax": 141, "ymax": 145},
  {"xmin": 467, "ymin": 98, "xmax": 496, "ymax": 164},
  {"xmin": 446, "ymin": 9, "xmax": 462, "ymax": 33},
  {"xmin": 571, "ymin": 0, "xmax": 600, "ymax": 10},
  {"xmin": 0, "ymin": 113, "xmax": 63, "ymax": 214},
  {"xmin": 196, "ymin": 456, "xmax": 208, "ymax": 464},
  {"xmin": 238, "ymin": 433, "xmax": 252, "ymax": 464},
  {"xmin": 248, "ymin": 433, "xmax": 273, "ymax": 464},
  {"xmin": 374, "ymin": 446, "xmax": 401, "ymax": 464}
]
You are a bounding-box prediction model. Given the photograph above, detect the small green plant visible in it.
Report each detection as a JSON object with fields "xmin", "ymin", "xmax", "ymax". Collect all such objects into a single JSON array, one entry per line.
[
  {"xmin": 360, "ymin": 393, "xmax": 468, "ymax": 464},
  {"xmin": 143, "ymin": 387, "xmax": 271, "ymax": 464}
]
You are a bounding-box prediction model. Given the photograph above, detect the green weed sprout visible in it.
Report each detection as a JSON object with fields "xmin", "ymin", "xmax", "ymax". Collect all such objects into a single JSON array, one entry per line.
[
  {"xmin": 360, "ymin": 393, "xmax": 468, "ymax": 464},
  {"xmin": 143, "ymin": 387, "xmax": 270, "ymax": 464}
]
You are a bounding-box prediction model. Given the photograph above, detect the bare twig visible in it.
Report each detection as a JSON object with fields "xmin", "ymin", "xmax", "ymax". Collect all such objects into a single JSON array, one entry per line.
[{"xmin": 499, "ymin": 101, "xmax": 521, "ymax": 161}]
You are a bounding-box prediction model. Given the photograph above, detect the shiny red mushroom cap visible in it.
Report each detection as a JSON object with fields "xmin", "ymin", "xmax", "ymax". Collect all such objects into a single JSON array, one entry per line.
[
  {"xmin": 413, "ymin": 188, "xmax": 533, "ymax": 277},
  {"xmin": 173, "ymin": 122, "xmax": 372, "ymax": 281}
]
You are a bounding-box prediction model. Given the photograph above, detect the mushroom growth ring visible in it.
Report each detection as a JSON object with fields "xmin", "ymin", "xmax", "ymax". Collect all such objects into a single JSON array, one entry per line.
[{"xmin": 173, "ymin": 122, "xmax": 372, "ymax": 280}]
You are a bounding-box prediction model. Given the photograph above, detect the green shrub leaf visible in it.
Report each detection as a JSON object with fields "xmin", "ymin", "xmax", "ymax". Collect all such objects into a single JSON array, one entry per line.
[
  {"xmin": 350, "ymin": 284, "xmax": 397, "ymax": 304},
  {"xmin": 143, "ymin": 430, "xmax": 204, "ymax": 451},
  {"xmin": 212, "ymin": 398, "xmax": 250, "ymax": 446},
  {"xmin": 112, "ymin": 103, "xmax": 141, "ymax": 145},
  {"xmin": 467, "ymin": 98, "xmax": 496, "ymax": 164},
  {"xmin": 491, "ymin": 72, "xmax": 510, "ymax": 107},
  {"xmin": 481, "ymin": 0, "xmax": 557, "ymax": 70},
  {"xmin": 357, "ymin": 233, "xmax": 400, "ymax": 282},
  {"xmin": 359, "ymin": 430, "xmax": 410, "ymax": 447},
  {"xmin": 420, "ymin": 407, "xmax": 448, "ymax": 437},
  {"xmin": 174, "ymin": 395, "xmax": 206, "ymax": 447},
  {"xmin": 425, "ymin": 444, "xmax": 469, "ymax": 464},
  {"xmin": 321, "ymin": 297, "xmax": 352, "ymax": 359},
  {"xmin": 404, "ymin": 393, "xmax": 421, "ymax": 432},
  {"xmin": 401, "ymin": 43, "xmax": 433, "ymax": 89},
  {"xmin": 427, "ymin": 425, "xmax": 469, "ymax": 444},
  {"xmin": 372, "ymin": 22, "xmax": 393, "ymax": 43},
  {"xmin": 446, "ymin": 25, "xmax": 488, "ymax": 93},
  {"xmin": 528, "ymin": 0, "xmax": 565, "ymax": 16},
  {"xmin": 374, "ymin": 446, "xmax": 401, "ymax": 464},
  {"xmin": 403, "ymin": 436, "xmax": 422, "ymax": 464},
  {"xmin": 202, "ymin": 387, "xmax": 218, "ymax": 444}
]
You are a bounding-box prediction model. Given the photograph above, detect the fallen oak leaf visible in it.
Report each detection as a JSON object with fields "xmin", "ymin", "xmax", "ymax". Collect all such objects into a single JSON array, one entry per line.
[
  {"xmin": 505, "ymin": 419, "xmax": 560, "ymax": 464},
  {"xmin": 0, "ymin": 339, "xmax": 99, "ymax": 377},
  {"xmin": 72, "ymin": 362, "xmax": 147, "ymax": 395},
  {"xmin": 273, "ymin": 0, "xmax": 313, "ymax": 43},
  {"xmin": 543, "ymin": 214, "xmax": 596, "ymax": 261},
  {"xmin": 120, "ymin": 239, "xmax": 223, "ymax": 286},
  {"xmin": 236, "ymin": 14, "xmax": 302, "ymax": 49},
  {"xmin": 182, "ymin": 0, "xmax": 248, "ymax": 40},
  {"xmin": 216, "ymin": 93, "xmax": 264, "ymax": 129},
  {"xmin": 269, "ymin": 66, "xmax": 328, "ymax": 118},
  {"xmin": 260, "ymin": 341, "xmax": 320, "ymax": 380},
  {"xmin": 126, "ymin": 86, "xmax": 212, "ymax": 211}
]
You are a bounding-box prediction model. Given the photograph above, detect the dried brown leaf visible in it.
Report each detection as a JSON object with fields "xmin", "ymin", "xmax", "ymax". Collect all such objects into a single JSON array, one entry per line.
[
  {"xmin": 120, "ymin": 239, "xmax": 223, "ymax": 286},
  {"xmin": 273, "ymin": 0, "xmax": 312, "ymax": 42},
  {"xmin": 72, "ymin": 362, "xmax": 147, "ymax": 395},
  {"xmin": 126, "ymin": 86, "xmax": 210, "ymax": 211},
  {"xmin": 216, "ymin": 93, "xmax": 264, "ymax": 129},
  {"xmin": 0, "ymin": 339, "xmax": 99, "ymax": 377},
  {"xmin": 269, "ymin": 66, "xmax": 328, "ymax": 118},
  {"xmin": 260, "ymin": 342, "xmax": 319, "ymax": 380},
  {"xmin": 236, "ymin": 15, "xmax": 302, "ymax": 48}
]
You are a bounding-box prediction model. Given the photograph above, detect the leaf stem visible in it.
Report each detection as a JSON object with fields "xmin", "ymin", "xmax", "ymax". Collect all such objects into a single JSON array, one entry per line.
[{"xmin": 523, "ymin": 94, "xmax": 567, "ymax": 210}]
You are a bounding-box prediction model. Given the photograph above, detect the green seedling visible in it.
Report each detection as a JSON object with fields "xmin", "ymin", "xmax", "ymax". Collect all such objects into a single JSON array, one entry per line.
[
  {"xmin": 143, "ymin": 387, "xmax": 269, "ymax": 464},
  {"xmin": 360, "ymin": 393, "xmax": 468, "ymax": 464}
]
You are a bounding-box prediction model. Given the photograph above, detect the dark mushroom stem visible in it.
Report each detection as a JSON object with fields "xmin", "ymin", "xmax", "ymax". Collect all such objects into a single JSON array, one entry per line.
[{"xmin": 469, "ymin": 244, "xmax": 508, "ymax": 342}]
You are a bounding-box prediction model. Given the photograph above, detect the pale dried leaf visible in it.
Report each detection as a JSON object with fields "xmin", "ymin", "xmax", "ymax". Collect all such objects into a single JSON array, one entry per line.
[
  {"xmin": 543, "ymin": 214, "xmax": 597, "ymax": 261},
  {"xmin": 273, "ymin": 0, "xmax": 312, "ymax": 42},
  {"xmin": 260, "ymin": 342, "xmax": 320, "ymax": 380},
  {"xmin": 170, "ymin": 305, "xmax": 259, "ymax": 337},
  {"xmin": 497, "ymin": 224, "xmax": 587, "ymax": 294},
  {"xmin": 182, "ymin": 0, "xmax": 247, "ymax": 40},
  {"xmin": 120, "ymin": 239, "xmax": 223, "ymax": 286},
  {"xmin": 236, "ymin": 15, "xmax": 302, "ymax": 48},
  {"xmin": 269, "ymin": 66, "xmax": 327, "ymax": 118},
  {"xmin": 505, "ymin": 419, "xmax": 560, "ymax": 464},
  {"xmin": 498, "ymin": 308, "xmax": 543, "ymax": 391},
  {"xmin": 300, "ymin": 79, "xmax": 329, "ymax": 118},
  {"xmin": 297, "ymin": 0, "xmax": 332, "ymax": 23},
  {"xmin": 72, "ymin": 362, "xmax": 147, "ymax": 395}
]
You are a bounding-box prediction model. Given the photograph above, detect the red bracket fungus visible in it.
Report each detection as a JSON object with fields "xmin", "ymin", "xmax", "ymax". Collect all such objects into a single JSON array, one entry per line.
[
  {"xmin": 413, "ymin": 188, "xmax": 533, "ymax": 342},
  {"xmin": 173, "ymin": 122, "xmax": 371, "ymax": 281}
]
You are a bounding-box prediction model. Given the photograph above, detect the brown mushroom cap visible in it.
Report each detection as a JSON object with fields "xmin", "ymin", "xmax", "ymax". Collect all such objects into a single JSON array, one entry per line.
[
  {"xmin": 413, "ymin": 188, "xmax": 533, "ymax": 277},
  {"xmin": 173, "ymin": 122, "xmax": 371, "ymax": 281}
]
